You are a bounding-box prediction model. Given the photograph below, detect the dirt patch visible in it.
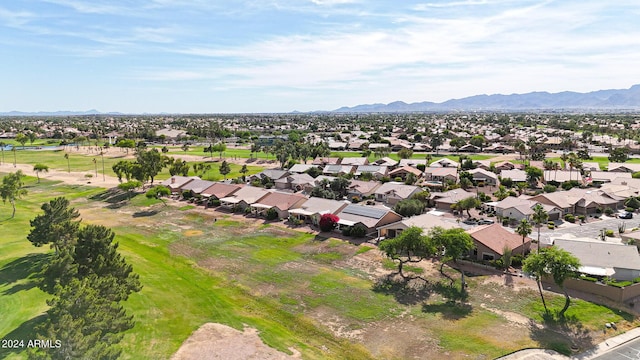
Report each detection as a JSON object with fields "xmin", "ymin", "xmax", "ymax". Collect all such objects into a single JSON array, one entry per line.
[
  {"xmin": 171, "ymin": 323, "xmax": 300, "ymax": 360},
  {"xmin": 184, "ymin": 230, "xmax": 203, "ymax": 237}
]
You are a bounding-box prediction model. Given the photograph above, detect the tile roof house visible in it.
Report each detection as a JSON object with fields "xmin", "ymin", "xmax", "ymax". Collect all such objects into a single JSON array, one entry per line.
[
  {"xmin": 472, "ymin": 160, "xmax": 492, "ymax": 171},
  {"xmin": 588, "ymin": 171, "xmax": 631, "ymax": 184},
  {"xmin": 347, "ymin": 180, "xmax": 382, "ymax": 199},
  {"xmin": 543, "ymin": 170, "xmax": 582, "ymax": 184},
  {"xmin": 388, "ymin": 166, "xmax": 423, "ymax": 181},
  {"xmin": 289, "ymin": 198, "xmax": 350, "ymax": 225},
  {"xmin": 377, "ymin": 213, "xmax": 459, "ymax": 239},
  {"xmin": 494, "ymin": 161, "xmax": 516, "ymax": 173},
  {"xmin": 373, "ymin": 157, "xmax": 399, "ymax": 167},
  {"xmin": 200, "ymin": 183, "xmax": 243, "ymax": 199},
  {"xmin": 160, "ymin": 175, "xmax": 200, "ymax": 194},
  {"xmin": 499, "ymin": 169, "xmax": 528, "ymax": 183},
  {"xmin": 219, "ymin": 186, "xmax": 272, "ymax": 211},
  {"xmin": 354, "ymin": 165, "xmax": 389, "ymax": 179},
  {"xmin": 312, "ymin": 157, "xmax": 342, "ymax": 166},
  {"xmin": 468, "ymin": 168, "xmax": 499, "ymax": 186},
  {"xmin": 399, "ymin": 159, "xmax": 427, "ymax": 168},
  {"xmin": 430, "ymin": 189, "xmax": 476, "ymax": 211},
  {"xmin": 335, "ymin": 204, "xmax": 402, "ymax": 236},
  {"xmin": 249, "ymin": 169, "xmax": 290, "ymax": 182},
  {"xmin": 323, "ymin": 164, "xmax": 355, "ymax": 176},
  {"xmin": 429, "ymin": 158, "xmax": 460, "ymax": 168},
  {"xmin": 466, "ymin": 224, "xmax": 532, "ymax": 260},
  {"xmin": 341, "ymin": 157, "xmax": 369, "ymax": 166},
  {"xmin": 553, "ymin": 237, "xmax": 640, "ymax": 281},
  {"xmin": 180, "ymin": 179, "xmax": 216, "ymax": 196},
  {"xmin": 288, "ymin": 164, "xmax": 318, "ymax": 174},
  {"xmin": 249, "ymin": 191, "xmax": 308, "ymax": 219},
  {"xmin": 607, "ymin": 163, "xmax": 640, "ymax": 173},
  {"xmin": 374, "ymin": 182, "xmax": 423, "ymax": 205},
  {"xmin": 424, "ymin": 167, "xmax": 458, "ymax": 184},
  {"xmin": 494, "ymin": 197, "xmax": 562, "ymax": 221},
  {"xmin": 529, "ymin": 188, "xmax": 622, "ymax": 215},
  {"xmin": 274, "ymin": 173, "xmax": 315, "ymax": 191}
]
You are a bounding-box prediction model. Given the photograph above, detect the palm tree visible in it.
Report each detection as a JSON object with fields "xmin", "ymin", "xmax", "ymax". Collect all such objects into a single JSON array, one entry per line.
[
  {"xmin": 532, "ymin": 204, "xmax": 548, "ymax": 253},
  {"xmin": 0, "ymin": 141, "xmax": 5, "ymax": 165},
  {"xmin": 33, "ymin": 163, "xmax": 49, "ymax": 183},
  {"xmin": 64, "ymin": 153, "xmax": 70, "ymax": 173},
  {"xmin": 515, "ymin": 218, "xmax": 533, "ymax": 256}
]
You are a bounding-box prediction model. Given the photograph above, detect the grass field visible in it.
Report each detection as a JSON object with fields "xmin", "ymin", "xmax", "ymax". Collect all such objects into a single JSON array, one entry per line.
[{"xmin": 1, "ymin": 177, "xmax": 638, "ymax": 359}]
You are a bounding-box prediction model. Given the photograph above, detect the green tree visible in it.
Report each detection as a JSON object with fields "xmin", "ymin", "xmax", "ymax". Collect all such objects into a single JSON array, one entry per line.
[
  {"xmin": 459, "ymin": 177, "xmax": 473, "ymax": 190},
  {"xmin": 181, "ymin": 143, "xmax": 190, "ymax": 153},
  {"xmin": 525, "ymin": 166, "xmax": 543, "ymax": 188},
  {"xmin": 608, "ymin": 147, "xmax": 630, "ymax": 163},
  {"xmin": 523, "ymin": 247, "xmax": 581, "ymax": 317},
  {"xmin": 532, "ymin": 204, "xmax": 548, "ymax": 253},
  {"xmin": 33, "ymin": 163, "xmax": 49, "ymax": 183},
  {"xmin": 469, "ymin": 135, "xmax": 486, "ymax": 151},
  {"xmin": 449, "ymin": 137, "xmax": 466, "ymax": 152},
  {"xmin": 219, "ymin": 160, "xmax": 231, "ymax": 180},
  {"xmin": 168, "ymin": 158, "xmax": 190, "ymax": 176},
  {"xmin": 15, "ymin": 132, "xmax": 28, "ymax": 149},
  {"xmin": 430, "ymin": 227, "xmax": 475, "ymax": 291},
  {"xmin": 240, "ymin": 164, "xmax": 249, "ymax": 180},
  {"xmin": 145, "ymin": 185, "xmax": 171, "ymax": 206},
  {"xmin": 0, "ymin": 170, "xmax": 27, "ymax": 218},
  {"xmin": 394, "ymin": 199, "xmax": 425, "ymax": 217},
  {"xmin": 27, "ymin": 131, "xmax": 38, "ymax": 145},
  {"xmin": 116, "ymin": 139, "xmax": 136, "ymax": 154},
  {"xmin": 118, "ymin": 180, "xmax": 142, "ymax": 200},
  {"xmin": 493, "ymin": 185, "xmax": 509, "ymax": 201},
  {"xmin": 379, "ymin": 226, "xmax": 435, "ymax": 279},
  {"xmin": 27, "ymin": 197, "xmax": 81, "ymax": 255},
  {"xmin": 515, "ymin": 218, "xmax": 532, "ymax": 256},
  {"xmin": 112, "ymin": 160, "xmax": 134, "ymax": 182},
  {"xmin": 211, "ymin": 142, "xmax": 227, "ymax": 158},
  {"xmin": 455, "ymin": 196, "xmax": 481, "ymax": 218},
  {"xmin": 397, "ymin": 148, "xmax": 413, "ymax": 159},
  {"xmin": 136, "ymin": 148, "xmax": 166, "ymax": 184}
]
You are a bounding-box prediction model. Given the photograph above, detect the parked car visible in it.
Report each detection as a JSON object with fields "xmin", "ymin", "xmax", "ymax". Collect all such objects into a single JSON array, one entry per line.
[
  {"xmin": 462, "ymin": 219, "xmax": 477, "ymax": 225},
  {"xmin": 618, "ymin": 212, "xmax": 633, "ymax": 219},
  {"xmin": 477, "ymin": 219, "xmax": 495, "ymax": 225}
]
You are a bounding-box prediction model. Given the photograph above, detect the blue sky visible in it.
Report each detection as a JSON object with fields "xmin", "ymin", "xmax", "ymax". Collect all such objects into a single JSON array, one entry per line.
[{"xmin": 1, "ymin": 0, "xmax": 639, "ymax": 113}]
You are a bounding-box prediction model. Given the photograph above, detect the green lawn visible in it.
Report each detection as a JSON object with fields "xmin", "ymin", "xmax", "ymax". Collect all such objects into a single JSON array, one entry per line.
[{"xmin": 1, "ymin": 178, "xmax": 638, "ymax": 359}]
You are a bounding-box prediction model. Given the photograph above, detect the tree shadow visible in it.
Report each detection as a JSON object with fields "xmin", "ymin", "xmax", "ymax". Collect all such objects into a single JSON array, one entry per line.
[
  {"xmin": 528, "ymin": 312, "xmax": 595, "ymax": 356},
  {"xmin": 89, "ymin": 188, "xmax": 129, "ymax": 204},
  {"xmin": 132, "ymin": 209, "xmax": 159, "ymax": 218},
  {"xmin": 0, "ymin": 314, "xmax": 47, "ymax": 358},
  {"xmin": 371, "ymin": 275, "xmax": 433, "ymax": 305},
  {"xmin": 0, "ymin": 253, "xmax": 49, "ymax": 295},
  {"xmin": 421, "ymin": 301, "xmax": 472, "ymax": 320}
]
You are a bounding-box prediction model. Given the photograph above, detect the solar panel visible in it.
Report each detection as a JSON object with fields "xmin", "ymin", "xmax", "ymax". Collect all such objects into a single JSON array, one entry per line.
[{"xmin": 342, "ymin": 205, "xmax": 387, "ymax": 219}]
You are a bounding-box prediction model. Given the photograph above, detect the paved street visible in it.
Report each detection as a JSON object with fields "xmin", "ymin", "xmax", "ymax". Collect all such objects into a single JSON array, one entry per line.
[{"xmin": 589, "ymin": 337, "xmax": 640, "ymax": 359}]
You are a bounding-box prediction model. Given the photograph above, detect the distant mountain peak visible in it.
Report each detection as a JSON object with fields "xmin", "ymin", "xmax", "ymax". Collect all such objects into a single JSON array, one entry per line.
[{"xmin": 332, "ymin": 84, "xmax": 640, "ymax": 113}]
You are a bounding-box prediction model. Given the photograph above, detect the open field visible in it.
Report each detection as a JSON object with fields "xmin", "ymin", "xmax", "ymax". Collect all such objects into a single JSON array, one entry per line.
[{"xmin": 1, "ymin": 176, "xmax": 638, "ymax": 359}]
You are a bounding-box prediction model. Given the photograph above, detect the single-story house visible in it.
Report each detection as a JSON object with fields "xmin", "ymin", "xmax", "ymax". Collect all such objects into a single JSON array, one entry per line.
[
  {"xmin": 399, "ymin": 159, "xmax": 427, "ymax": 168},
  {"xmin": 180, "ymin": 179, "xmax": 216, "ymax": 197},
  {"xmin": 374, "ymin": 182, "xmax": 423, "ymax": 205},
  {"xmin": 200, "ymin": 183, "xmax": 243, "ymax": 200},
  {"xmin": 312, "ymin": 157, "xmax": 341, "ymax": 166},
  {"xmin": 289, "ymin": 197, "xmax": 350, "ymax": 225},
  {"xmin": 249, "ymin": 169, "xmax": 290, "ymax": 182},
  {"xmin": 354, "ymin": 165, "xmax": 389, "ymax": 179},
  {"xmin": 472, "ymin": 160, "xmax": 492, "ymax": 171},
  {"xmin": 373, "ymin": 157, "xmax": 398, "ymax": 167},
  {"xmin": 468, "ymin": 168, "xmax": 499, "ymax": 186},
  {"xmin": 160, "ymin": 175, "xmax": 200, "ymax": 194},
  {"xmin": 219, "ymin": 186, "xmax": 272, "ymax": 211},
  {"xmin": 389, "ymin": 166, "xmax": 423, "ymax": 181},
  {"xmin": 588, "ymin": 171, "xmax": 631, "ymax": 184},
  {"xmin": 494, "ymin": 161, "xmax": 516, "ymax": 173},
  {"xmin": 335, "ymin": 204, "xmax": 402, "ymax": 236},
  {"xmin": 274, "ymin": 173, "xmax": 315, "ymax": 191},
  {"xmin": 249, "ymin": 191, "xmax": 308, "ymax": 219},
  {"xmin": 466, "ymin": 224, "xmax": 532, "ymax": 261},
  {"xmin": 423, "ymin": 167, "xmax": 458, "ymax": 184},
  {"xmin": 499, "ymin": 169, "xmax": 528, "ymax": 183},
  {"xmin": 323, "ymin": 164, "xmax": 355, "ymax": 176},
  {"xmin": 341, "ymin": 157, "xmax": 369, "ymax": 166},
  {"xmin": 607, "ymin": 163, "xmax": 640, "ymax": 173},
  {"xmin": 430, "ymin": 189, "xmax": 477, "ymax": 211},
  {"xmin": 429, "ymin": 158, "xmax": 460, "ymax": 168},
  {"xmin": 347, "ymin": 180, "xmax": 382, "ymax": 199},
  {"xmin": 288, "ymin": 164, "xmax": 318, "ymax": 174},
  {"xmin": 377, "ymin": 213, "xmax": 458, "ymax": 239},
  {"xmin": 543, "ymin": 170, "xmax": 582, "ymax": 184},
  {"xmin": 494, "ymin": 197, "xmax": 562, "ymax": 221},
  {"xmin": 553, "ymin": 237, "xmax": 640, "ymax": 281}
]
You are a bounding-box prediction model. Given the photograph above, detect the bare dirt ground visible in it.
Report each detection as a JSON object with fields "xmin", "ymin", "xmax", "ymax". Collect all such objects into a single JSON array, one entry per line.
[
  {"xmin": 170, "ymin": 323, "xmax": 301, "ymax": 360},
  {"xmin": 0, "ymin": 161, "xmax": 122, "ymax": 188}
]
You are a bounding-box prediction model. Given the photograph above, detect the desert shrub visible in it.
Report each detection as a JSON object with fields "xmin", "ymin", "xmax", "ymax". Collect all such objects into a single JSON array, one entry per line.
[
  {"xmin": 605, "ymin": 229, "xmax": 614, "ymax": 237},
  {"xmin": 511, "ymin": 254, "xmax": 524, "ymax": 267},
  {"xmin": 543, "ymin": 184, "xmax": 557, "ymax": 193},
  {"xmin": 578, "ymin": 215, "xmax": 586, "ymax": 223},
  {"xmin": 564, "ymin": 214, "xmax": 575, "ymax": 223},
  {"xmin": 604, "ymin": 208, "xmax": 614, "ymax": 216},
  {"xmin": 350, "ymin": 225, "xmax": 367, "ymax": 238},
  {"xmin": 265, "ymin": 208, "xmax": 279, "ymax": 220}
]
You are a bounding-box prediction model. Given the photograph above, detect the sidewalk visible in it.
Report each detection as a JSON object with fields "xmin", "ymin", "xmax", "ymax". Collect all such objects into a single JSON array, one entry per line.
[{"xmin": 497, "ymin": 327, "xmax": 640, "ymax": 360}]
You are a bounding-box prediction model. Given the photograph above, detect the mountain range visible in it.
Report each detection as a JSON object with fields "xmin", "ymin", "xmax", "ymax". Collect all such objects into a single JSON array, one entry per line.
[{"xmin": 332, "ymin": 84, "xmax": 640, "ymax": 113}]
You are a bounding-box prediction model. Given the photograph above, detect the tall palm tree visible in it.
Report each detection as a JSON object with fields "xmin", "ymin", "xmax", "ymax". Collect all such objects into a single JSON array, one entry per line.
[
  {"xmin": 532, "ymin": 204, "xmax": 548, "ymax": 253},
  {"xmin": 515, "ymin": 218, "xmax": 533, "ymax": 256}
]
